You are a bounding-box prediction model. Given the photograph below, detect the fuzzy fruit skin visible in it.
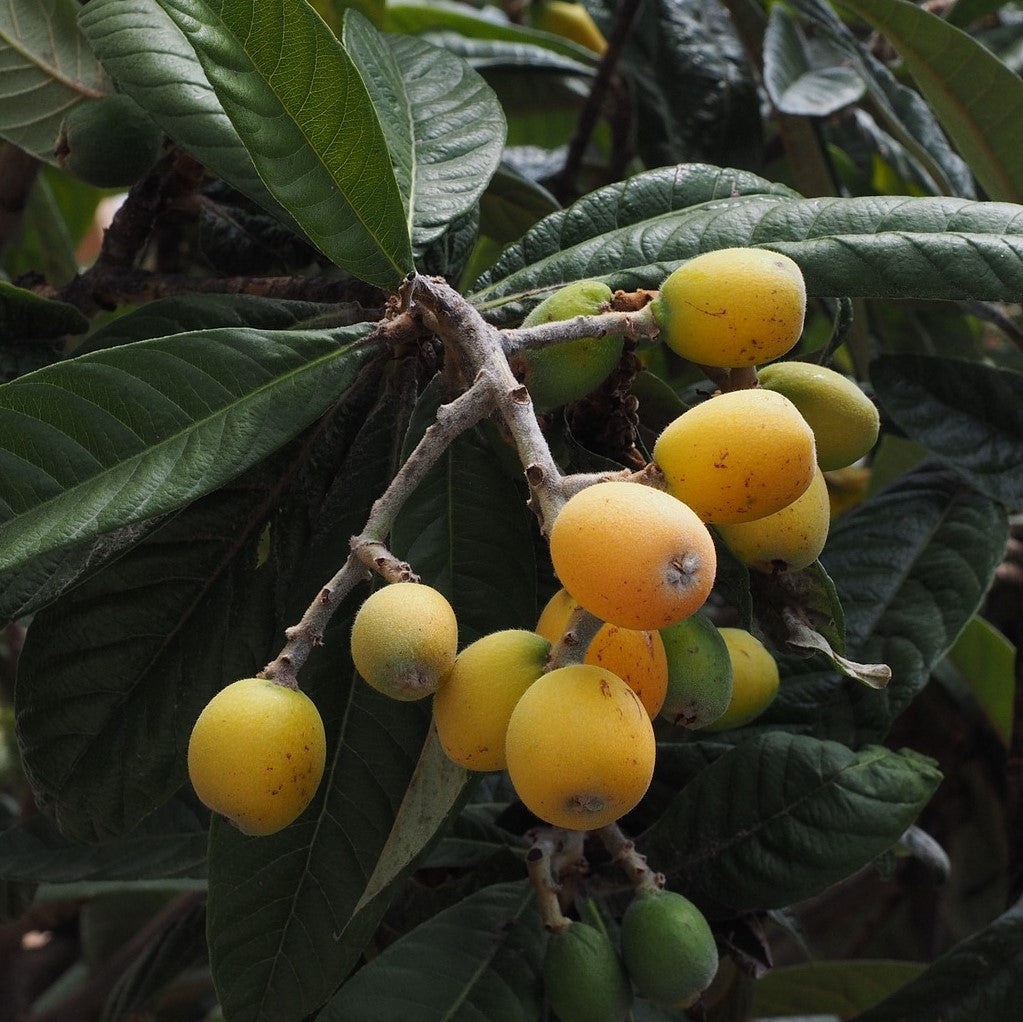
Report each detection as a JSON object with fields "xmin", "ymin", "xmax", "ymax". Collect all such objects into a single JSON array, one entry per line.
[
  {"xmin": 699, "ymin": 628, "xmax": 779, "ymax": 733},
  {"xmin": 653, "ymin": 389, "xmax": 816, "ymax": 524},
  {"xmin": 350, "ymin": 583, "xmax": 458, "ymax": 701},
  {"xmin": 536, "ymin": 588, "xmax": 668, "ymax": 718},
  {"xmin": 620, "ymin": 889, "xmax": 719, "ymax": 1009},
  {"xmin": 758, "ymin": 361, "xmax": 880, "ymax": 471},
  {"xmin": 505, "ymin": 664, "xmax": 655, "ymax": 830},
  {"xmin": 658, "ymin": 612, "xmax": 733, "ymax": 728},
  {"xmin": 515, "ymin": 280, "xmax": 623, "ymax": 413},
  {"xmin": 715, "ymin": 464, "xmax": 830, "ymax": 572},
  {"xmin": 652, "ymin": 248, "xmax": 806, "ymax": 368},
  {"xmin": 532, "ymin": 1, "xmax": 609, "ymax": 55},
  {"xmin": 187, "ymin": 678, "xmax": 326, "ymax": 836},
  {"xmin": 432, "ymin": 629, "xmax": 550, "ymax": 771},
  {"xmin": 55, "ymin": 94, "xmax": 162, "ymax": 188},
  {"xmin": 543, "ymin": 922, "xmax": 632, "ymax": 1022},
  {"xmin": 549, "ymin": 481, "xmax": 716, "ymax": 631}
]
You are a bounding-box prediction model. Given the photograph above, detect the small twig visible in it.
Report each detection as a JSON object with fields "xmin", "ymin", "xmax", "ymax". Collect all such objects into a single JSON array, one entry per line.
[
  {"xmin": 552, "ymin": 0, "xmax": 644, "ymax": 200},
  {"xmin": 597, "ymin": 821, "xmax": 664, "ymax": 893},
  {"xmin": 526, "ymin": 827, "xmax": 587, "ymax": 931},
  {"xmin": 546, "ymin": 604, "xmax": 606, "ymax": 670},
  {"xmin": 500, "ymin": 305, "xmax": 659, "ymax": 353}
]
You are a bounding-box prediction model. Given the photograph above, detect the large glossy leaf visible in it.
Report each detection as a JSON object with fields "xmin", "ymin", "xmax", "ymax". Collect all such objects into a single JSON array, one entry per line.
[
  {"xmin": 871, "ymin": 354, "xmax": 1023, "ymax": 505},
  {"xmin": 852, "ymin": 896, "xmax": 1023, "ymax": 1021},
  {"xmin": 764, "ymin": 4, "xmax": 865, "ymax": 117},
  {"xmin": 79, "ymin": 0, "xmax": 296, "ymax": 230},
  {"xmin": 1, "ymin": 280, "xmax": 88, "ymax": 339},
  {"xmin": 0, "ymin": 0, "xmax": 107, "ymax": 162},
  {"xmin": 151, "ymin": 0, "xmax": 413, "ymax": 287},
  {"xmin": 341, "ymin": 11, "xmax": 505, "ymax": 252},
  {"xmin": 789, "ymin": 0, "xmax": 974, "ymax": 197},
  {"xmin": 0, "ymin": 798, "xmax": 208, "ymax": 882},
  {"xmin": 472, "ymin": 177, "xmax": 1023, "ymax": 321},
  {"xmin": 0, "ymin": 324, "xmax": 374, "ymax": 622},
  {"xmin": 317, "ymin": 881, "xmax": 545, "ymax": 1021},
  {"xmin": 821, "ymin": 461, "xmax": 1008, "ymax": 744},
  {"xmin": 15, "ymin": 462, "xmax": 282, "ymax": 842},
  {"xmin": 637, "ymin": 733, "xmax": 942, "ymax": 919},
  {"xmin": 838, "ymin": 0, "xmax": 1023, "ymax": 202}
]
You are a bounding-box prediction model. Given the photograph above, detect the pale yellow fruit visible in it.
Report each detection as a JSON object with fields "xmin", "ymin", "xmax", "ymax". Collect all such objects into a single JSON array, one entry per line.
[
  {"xmin": 715, "ymin": 464, "xmax": 830, "ymax": 572},
  {"xmin": 505, "ymin": 664, "xmax": 655, "ymax": 830},
  {"xmin": 536, "ymin": 588, "xmax": 668, "ymax": 718},
  {"xmin": 653, "ymin": 389, "xmax": 816, "ymax": 524},
  {"xmin": 698, "ymin": 628, "xmax": 779, "ymax": 732},
  {"xmin": 549, "ymin": 481, "xmax": 716, "ymax": 631},
  {"xmin": 187, "ymin": 678, "xmax": 326, "ymax": 836},
  {"xmin": 533, "ymin": 1, "xmax": 608, "ymax": 55},
  {"xmin": 433, "ymin": 629, "xmax": 551, "ymax": 771},
  {"xmin": 350, "ymin": 583, "xmax": 458, "ymax": 700},
  {"xmin": 758, "ymin": 361, "xmax": 880, "ymax": 470},
  {"xmin": 652, "ymin": 248, "xmax": 806, "ymax": 368}
]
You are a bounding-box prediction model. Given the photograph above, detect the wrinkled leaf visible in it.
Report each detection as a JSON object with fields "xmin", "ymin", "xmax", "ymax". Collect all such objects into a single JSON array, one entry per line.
[
  {"xmin": 946, "ymin": 615, "xmax": 1016, "ymax": 747},
  {"xmin": 871, "ymin": 354, "xmax": 1023, "ymax": 505},
  {"xmin": 638, "ymin": 733, "xmax": 942, "ymax": 919}
]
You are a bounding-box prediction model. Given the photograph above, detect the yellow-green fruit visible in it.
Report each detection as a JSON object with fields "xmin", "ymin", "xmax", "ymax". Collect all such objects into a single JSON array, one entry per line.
[
  {"xmin": 536, "ymin": 588, "xmax": 668, "ymax": 718},
  {"xmin": 658, "ymin": 612, "xmax": 733, "ymax": 728},
  {"xmin": 187, "ymin": 678, "xmax": 326, "ymax": 836},
  {"xmin": 621, "ymin": 889, "xmax": 719, "ymax": 1008},
  {"xmin": 515, "ymin": 280, "xmax": 623, "ymax": 413},
  {"xmin": 433, "ymin": 629, "xmax": 551, "ymax": 771},
  {"xmin": 699, "ymin": 628, "xmax": 779, "ymax": 733},
  {"xmin": 55, "ymin": 93, "xmax": 162, "ymax": 188},
  {"xmin": 549, "ymin": 481, "xmax": 716, "ymax": 631},
  {"xmin": 543, "ymin": 922, "xmax": 632, "ymax": 1022},
  {"xmin": 651, "ymin": 248, "xmax": 806, "ymax": 368},
  {"xmin": 758, "ymin": 361, "xmax": 880, "ymax": 471},
  {"xmin": 505, "ymin": 664, "xmax": 655, "ymax": 830},
  {"xmin": 532, "ymin": 1, "xmax": 608, "ymax": 54},
  {"xmin": 350, "ymin": 583, "xmax": 458, "ymax": 701},
  {"xmin": 715, "ymin": 464, "xmax": 830, "ymax": 572},
  {"xmin": 653, "ymin": 389, "xmax": 816, "ymax": 524}
]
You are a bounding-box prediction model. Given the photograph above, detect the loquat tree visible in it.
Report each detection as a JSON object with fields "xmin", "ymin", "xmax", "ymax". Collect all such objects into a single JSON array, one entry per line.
[{"xmin": 1, "ymin": 1, "xmax": 1022, "ymax": 1020}]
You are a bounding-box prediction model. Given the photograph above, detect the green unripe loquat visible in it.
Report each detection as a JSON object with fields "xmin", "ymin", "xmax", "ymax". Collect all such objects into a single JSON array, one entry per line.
[
  {"xmin": 187, "ymin": 678, "xmax": 326, "ymax": 836},
  {"xmin": 653, "ymin": 389, "xmax": 816, "ymax": 524},
  {"xmin": 698, "ymin": 627, "xmax": 779, "ymax": 733},
  {"xmin": 350, "ymin": 583, "xmax": 458, "ymax": 701},
  {"xmin": 651, "ymin": 248, "xmax": 806, "ymax": 368},
  {"xmin": 758, "ymin": 361, "xmax": 880, "ymax": 470},
  {"xmin": 715, "ymin": 464, "xmax": 830, "ymax": 572},
  {"xmin": 658, "ymin": 612, "xmax": 733, "ymax": 728},
  {"xmin": 514, "ymin": 280, "xmax": 624, "ymax": 413},
  {"xmin": 55, "ymin": 93, "xmax": 163, "ymax": 188},
  {"xmin": 432, "ymin": 629, "xmax": 550, "ymax": 771},
  {"xmin": 543, "ymin": 921, "xmax": 632, "ymax": 1022},
  {"xmin": 620, "ymin": 888, "xmax": 719, "ymax": 1009}
]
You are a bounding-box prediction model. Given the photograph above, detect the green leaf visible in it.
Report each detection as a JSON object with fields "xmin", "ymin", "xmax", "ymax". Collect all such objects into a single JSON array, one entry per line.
[
  {"xmin": 837, "ymin": 0, "xmax": 1023, "ymax": 202},
  {"xmin": 341, "ymin": 10, "xmax": 505, "ymax": 252},
  {"xmin": 752, "ymin": 960, "xmax": 926, "ymax": 1019},
  {"xmin": 764, "ymin": 5, "xmax": 865, "ymax": 117},
  {"xmin": 0, "ymin": 324, "xmax": 374, "ymax": 615},
  {"xmin": 15, "ymin": 463, "xmax": 282, "ymax": 842},
  {"xmin": 946, "ymin": 615, "xmax": 1016, "ymax": 747},
  {"xmin": 479, "ymin": 163, "xmax": 559, "ymax": 246},
  {"xmin": 151, "ymin": 0, "xmax": 413, "ymax": 287},
  {"xmin": 317, "ymin": 881, "xmax": 546, "ymax": 1021},
  {"xmin": 79, "ymin": 0, "xmax": 298, "ymax": 230},
  {"xmin": 471, "ymin": 171, "xmax": 1023, "ymax": 319},
  {"xmin": 822, "ymin": 461, "xmax": 1009, "ymax": 744},
  {"xmin": 0, "ymin": 798, "xmax": 208, "ymax": 882},
  {"xmin": 871, "ymin": 354, "xmax": 1023, "ymax": 505},
  {"xmin": 637, "ymin": 733, "xmax": 942, "ymax": 918},
  {"xmin": 789, "ymin": 0, "xmax": 974, "ymax": 197},
  {"xmin": 0, "ymin": 279, "xmax": 88, "ymax": 338},
  {"xmin": 0, "ymin": 0, "xmax": 107, "ymax": 162},
  {"xmin": 2, "ymin": 172, "xmax": 80, "ymax": 286},
  {"xmin": 851, "ymin": 895, "xmax": 1023, "ymax": 1021},
  {"xmin": 391, "ymin": 375, "xmax": 539, "ymax": 641}
]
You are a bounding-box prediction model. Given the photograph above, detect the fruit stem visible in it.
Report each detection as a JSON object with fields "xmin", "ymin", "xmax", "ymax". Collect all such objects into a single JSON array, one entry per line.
[
  {"xmin": 546, "ymin": 604, "xmax": 605, "ymax": 671},
  {"xmin": 501, "ymin": 307, "xmax": 658, "ymax": 354},
  {"xmin": 526, "ymin": 827, "xmax": 587, "ymax": 932},
  {"xmin": 597, "ymin": 822, "xmax": 664, "ymax": 894}
]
